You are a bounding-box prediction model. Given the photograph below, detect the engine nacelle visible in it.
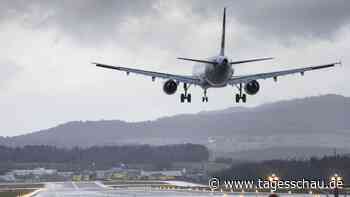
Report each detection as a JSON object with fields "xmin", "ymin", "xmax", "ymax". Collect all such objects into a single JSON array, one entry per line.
[
  {"xmin": 244, "ymin": 80, "xmax": 260, "ymax": 95},
  {"xmin": 163, "ymin": 79, "xmax": 178, "ymax": 95}
]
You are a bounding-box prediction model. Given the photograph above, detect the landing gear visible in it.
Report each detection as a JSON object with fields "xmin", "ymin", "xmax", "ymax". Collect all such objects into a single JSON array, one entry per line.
[
  {"xmin": 202, "ymin": 89, "xmax": 208, "ymax": 103},
  {"xmin": 181, "ymin": 93, "xmax": 191, "ymax": 103},
  {"xmin": 235, "ymin": 93, "xmax": 246, "ymax": 103},
  {"xmin": 180, "ymin": 83, "xmax": 191, "ymax": 103},
  {"xmin": 202, "ymin": 97, "xmax": 208, "ymax": 102},
  {"xmin": 235, "ymin": 83, "xmax": 247, "ymax": 103}
]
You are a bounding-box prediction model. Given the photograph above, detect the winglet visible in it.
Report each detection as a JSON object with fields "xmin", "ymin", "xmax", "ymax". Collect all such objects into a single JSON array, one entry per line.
[
  {"xmin": 92, "ymin": 62, "xmax": 102, "ymax": 66},
  {"xmin": 337, "ymin": 60, "xmax": 342, "ymax": 66}
]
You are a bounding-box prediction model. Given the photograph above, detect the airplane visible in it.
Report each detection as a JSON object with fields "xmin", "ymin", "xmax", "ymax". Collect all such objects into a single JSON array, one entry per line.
[{"xmin": 94, "ymin": 8, "xmax": 340, "ymax": 103}]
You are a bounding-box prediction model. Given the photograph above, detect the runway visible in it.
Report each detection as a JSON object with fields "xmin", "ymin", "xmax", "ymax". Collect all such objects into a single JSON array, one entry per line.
[{"xmin": 36, "ymin": 182, "xmax": 323, "ymax": 197}]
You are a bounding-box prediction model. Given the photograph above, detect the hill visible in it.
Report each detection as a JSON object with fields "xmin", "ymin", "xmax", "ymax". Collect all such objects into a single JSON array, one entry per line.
[{"xmin": 1, "ymin": 94, "xmax": 350, "ymax": 160}]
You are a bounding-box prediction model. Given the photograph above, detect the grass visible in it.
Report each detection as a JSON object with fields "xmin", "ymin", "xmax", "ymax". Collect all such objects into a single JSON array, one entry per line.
[{"xmin": 0, "ymin": 189, "xmax": 35, "ymax": 197}]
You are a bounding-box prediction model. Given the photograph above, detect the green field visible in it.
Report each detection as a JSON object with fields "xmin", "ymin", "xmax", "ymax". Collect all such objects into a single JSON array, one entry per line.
[
  {"xmin": 0, "ymin": 183, "xmax": 44, "ymax": 189},
  {"xmin": 0, "ymin": 189, "xmax": 34, "ymax": 197},
  {"xmin": 0, "ymin": 184, "xmax": 43, "ymax": 197}
]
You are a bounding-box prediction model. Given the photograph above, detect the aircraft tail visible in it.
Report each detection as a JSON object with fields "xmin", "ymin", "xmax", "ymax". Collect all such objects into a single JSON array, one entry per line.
[
  {"xmin": 178, "ymin": 8, "xmax": 274, "ymax": 66},
  {"xmin": 220, "ymin": 8, "xmax": 226, "ymax": 56}
]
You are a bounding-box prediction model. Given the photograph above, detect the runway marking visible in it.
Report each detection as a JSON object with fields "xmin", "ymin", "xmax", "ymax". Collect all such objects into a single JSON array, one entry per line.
[
  {"xmin": 72, "ymin": 182, "xmax": 78, "ymax": 190},
  {"xmin": 95, "ymin": 181, "xmax": 109, "ymax": 188},
  {"xmin": 39, "ymin": 182, "xmax": 289, "ymax": 197},
  {"xmin": 20, "ymin": 188, "xmax": 44, "ymax": 197}
]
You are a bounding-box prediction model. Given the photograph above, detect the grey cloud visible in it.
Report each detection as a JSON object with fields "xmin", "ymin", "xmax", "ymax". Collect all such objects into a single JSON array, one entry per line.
[
  {"xmin": 189, "ymin": 0, "xmax": 350, "ymax": 42},
  {"xmin": 0, "ymin": 0, "xmax": 161, "ymax": 45},
  {"xmin": 0, "ymin": 1, "xmax": 348, "ymax": 136},
  {"xmin": 2, "ymin": 0, "xmax": 350, "ymax": 46},
  {"xmin": 0, "ymin": 60, "xmax": 21, "ymax": 88}
]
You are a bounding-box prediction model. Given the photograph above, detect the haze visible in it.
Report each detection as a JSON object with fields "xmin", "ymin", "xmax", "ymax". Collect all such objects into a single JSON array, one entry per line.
[{"xmin": 1, "ymin": 0, "xmax": 349, "ymax": 136}]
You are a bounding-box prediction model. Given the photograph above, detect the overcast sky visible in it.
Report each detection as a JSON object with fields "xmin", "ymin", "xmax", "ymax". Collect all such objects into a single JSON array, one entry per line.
[{"xmin": 1, "ymin": 0, "xmax": 349, "ymax": 136}]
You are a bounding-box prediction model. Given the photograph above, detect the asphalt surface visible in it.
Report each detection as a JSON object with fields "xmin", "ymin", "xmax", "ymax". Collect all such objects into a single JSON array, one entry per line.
[{"xmin": 36, "ymin": 182, "xmax": 320, "ymax": 197}]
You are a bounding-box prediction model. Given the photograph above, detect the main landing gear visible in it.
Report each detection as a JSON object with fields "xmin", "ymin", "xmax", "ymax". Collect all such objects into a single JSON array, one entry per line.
[
  {"xmin": 180, "ymin": 83, "xmax": 191, "ymax": 103},
  {"xmin": 202, "ymin": 89, "xmax": 208, "ymax": 103},
  {"xmin": 235, "ymin": 83, "xmax": 246, "ymax": 103}
]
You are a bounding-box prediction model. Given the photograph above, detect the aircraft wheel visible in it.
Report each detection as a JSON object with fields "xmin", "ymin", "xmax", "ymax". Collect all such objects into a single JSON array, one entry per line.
[
  {"xmin": 180, "ymin": 94, "xmax": 185, "ymax": 103},
  {"xmin": 187, "ymin": 94, "xmax": 191, "ymax": 103},
  {"xmin": 242, "ymin": 94, "xmax": 247, "ymax": 103},
  {"xmin": 235, "ymin": 94, "xmax": 240, "ymax": 103}
]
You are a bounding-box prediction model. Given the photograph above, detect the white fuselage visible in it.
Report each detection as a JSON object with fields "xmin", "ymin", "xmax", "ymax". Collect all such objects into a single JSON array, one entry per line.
[{"xmin": 192, "ymin": 55, "xmax": 234, "ymax": 89}]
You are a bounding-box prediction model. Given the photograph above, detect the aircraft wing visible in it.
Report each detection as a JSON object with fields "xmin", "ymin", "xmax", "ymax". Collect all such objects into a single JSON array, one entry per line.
[
  {"xmin": 93, "ymin": 63, "xmax": 201, "ymax": 85},
  {"xmin": 228, "ymin": 62, "xmax": 340, "ymax": 85}
]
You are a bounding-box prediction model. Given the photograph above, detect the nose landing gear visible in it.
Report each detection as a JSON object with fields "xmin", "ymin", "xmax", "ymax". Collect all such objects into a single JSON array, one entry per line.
[
  {"xmin": 202, "ymin": 89, "xmax": 208, "ymax": 103},
  {"xmin": 180, "ymin": 83, "xmax": 191, "ymax": 103},
  {"xmin": 235, "ymin": 83, "xmax": 247, "ymax": 103}
]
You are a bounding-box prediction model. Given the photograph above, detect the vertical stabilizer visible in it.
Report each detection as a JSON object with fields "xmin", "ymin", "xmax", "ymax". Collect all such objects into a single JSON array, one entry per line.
[{"xmin": 220, "ymin": 8, "xmax": 226, "ymax": 56}]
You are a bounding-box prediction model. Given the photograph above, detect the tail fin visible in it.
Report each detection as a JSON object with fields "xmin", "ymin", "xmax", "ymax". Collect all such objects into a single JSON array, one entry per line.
[{"xmin": 220, "ymin": 8, "xmax": 226, "ymax": 56}]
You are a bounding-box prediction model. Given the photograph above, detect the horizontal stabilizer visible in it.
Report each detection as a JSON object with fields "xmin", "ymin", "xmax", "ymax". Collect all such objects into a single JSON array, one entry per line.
[
  {"xmin": 230, "ymin": 57, "xmax": 274, "ymax": 65},
  {"xmin": 177, "ymin": 57, "xmax": 216, "ymax": 64}
]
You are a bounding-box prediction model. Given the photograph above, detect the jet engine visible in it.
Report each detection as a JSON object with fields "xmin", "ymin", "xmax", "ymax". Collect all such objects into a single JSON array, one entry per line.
[
  {"xmin": 163, "ymin": 79, "xmax": 178, "ymax": 95},
  {"xmin": 244, "ymin": 80, "xmax": 260, "ymax": 95}
]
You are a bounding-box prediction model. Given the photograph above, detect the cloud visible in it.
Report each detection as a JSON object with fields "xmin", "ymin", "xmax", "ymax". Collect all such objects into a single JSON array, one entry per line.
[
  {"xmin": 0, "ymin": 1, "xmax": 349, "ymax": 136},
  {"xmin": 1, "ymin": 0, "xmax": 350, "ymax": 46},
  {"xmin": 189, "ymin": 0, "xmax": 350, "ymax": 42},
  {"xmin": 0, "ymin": 0, "xmax": 162, "ymax": 46},
  {"xmin": 0, "ymin": 60, "xmax": 21, "ymax": 88}
]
